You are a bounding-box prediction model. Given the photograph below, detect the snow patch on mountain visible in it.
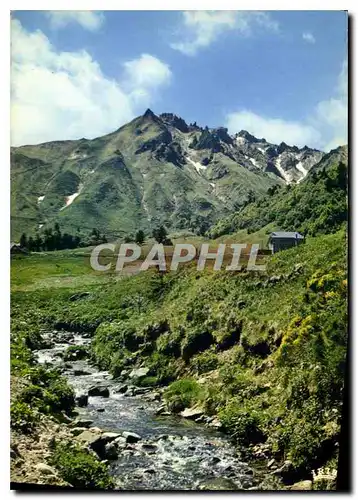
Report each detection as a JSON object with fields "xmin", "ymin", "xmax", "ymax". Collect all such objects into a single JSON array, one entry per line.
[
  {"xmin": 60, "ymin": 185, "xmax": 83, "ymax": 211},
  {"xmin": 186, "ymin": 156, "xmax": 207, "ymax": 173},
  {"xmin": 296, "ymin": 161, "xmax": 308, "ymax": 183},
  {"xmin": 275, "ymin": 157, "xmax": 291, "ymax": 184}
]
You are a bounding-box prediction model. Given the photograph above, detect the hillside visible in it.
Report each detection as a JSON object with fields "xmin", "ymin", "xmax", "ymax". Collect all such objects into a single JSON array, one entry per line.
[
  {"xmin": 11, "ymin": 110, "xmax": 325, "ymax": 241},
  {"xmin": 208, "ymin": 146, "xmax": 348, "ymax": 240}
]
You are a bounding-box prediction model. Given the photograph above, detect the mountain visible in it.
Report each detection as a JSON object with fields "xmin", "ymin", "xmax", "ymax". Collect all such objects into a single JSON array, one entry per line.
[
  {"xmin": 209, "ymin": 145, "xmax": 348, "ymax": 239},
  {"xmin": 11, "ymin": 109, "xmax": 326, "ymax": 240}
]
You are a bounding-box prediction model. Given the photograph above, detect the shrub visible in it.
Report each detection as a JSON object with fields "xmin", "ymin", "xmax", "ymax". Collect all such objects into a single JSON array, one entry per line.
[
  {"xmin": 11, "ymin": 401, "xmax": 36, "ymax": 433},
  {"xmin": 191, "ymin": 350, "xmax": 218, "ymax": 374},
  {"xmin": 146, "ymin": 352, "xmax": 176, "ymax": 385},
  {"xmin": 50, "ymin": 442, "xmax": 114, "ymax": 489},
  {"xmin": 164, "ymin": 379, "xmax": 204, "ymax": 411},
  {"xmin": 156, "ymin": 331, "xmax": 182, "ymax": 357},
  {"xmin": 218, "ymin": 402, "xmax": 265, "ymax": 445}
]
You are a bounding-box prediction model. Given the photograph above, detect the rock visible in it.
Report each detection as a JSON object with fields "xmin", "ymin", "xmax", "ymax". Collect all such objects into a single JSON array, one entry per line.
[
  {"xmin": 208, "ymin": 418, "xmax": 223, "ymax": 430},
  {"xmin": 141, "ymin": 443, "xmax": 158, "ymax": 452},
  {"xmin": 35, "ymin": 463, "xmax": 57, "ymax": 476},
  {"xmin": 70, "ymin": 419, "xmax": 93, "ymax": 428},
  {"xmin": 102, "ymin": 432, "xmax": 121, "ymax": 442},
  {"xmin": 155, "ymin": 404, "xmax": 167, "ymax": 416},
  {"xmin": 104, "ymin": 442, "xmax": 119, "ymax": 460},
  {"xmin": 237, "ymin": 300, "xmax": 246, "ymax": 309},
  {"xmin": 114, "ymin": 384, "xmax": 128, "ymax": 394},
  {"xmin": 180, "ymin": 407, "xmax": 205, "ymax": 420},
  {"xmin": 76, "ymin": 394, "xmax": 88, "ymax": 407},
  {"xmin": 128, "ymin": 367, "xmax": 150, "ymax": 380},
  {"xmin": 123, "ymin": 431, "xmax": 142, "ymax": 443},
  {"xmin": 198, "ymin": 478, "xmax": 239, "ymax": 490},
  {"xmin": 70, "ymin": 427, "xmax": 90, "ymax": 436},
  {"xmin": 290, "ymin": 480, "xmax": 312, "ymax": 490},
  {"xmin": 10, "ymin": 448, "xmax": 18, "ymax": 459},
  {"xmin": 97, "ymin": 408, "xmax": 105, "ymax": 412},
  {"xmin": 156, "ymin": 434, "xmax": 169, "ymax": 441},
  {"xmin": 73, "ymin": 369, "xmax": 91, "ymax": 376},
  {"xmin": 167, "ymin": 400, "xmax": 185, "ymax": 413},
  {"xmin": 271, "ymin": 460, "xmax": 297, "ymax": 483},
  {"xmin": 88, "ymin": 385, "xmax": 110, "ymax": 398},
  {"xmin": 194, "ymin": 415, "xmax": 206, "ymax": 423},
  {"xmin": 114, "ymin": 436, "xmax": 127, "ymax": 449}
]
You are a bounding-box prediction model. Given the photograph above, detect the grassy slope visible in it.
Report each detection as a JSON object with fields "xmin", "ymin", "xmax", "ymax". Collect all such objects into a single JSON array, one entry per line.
[
  {"xmin": 208, "ymin": 156, "xmax": 347, "ymax": 239},
  {"xmin": 11, "ymin": 229, "xmax": 347, "ymax": 487}
]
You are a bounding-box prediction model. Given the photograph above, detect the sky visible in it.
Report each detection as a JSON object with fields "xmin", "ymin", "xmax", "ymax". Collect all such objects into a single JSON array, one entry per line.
[{"xmin": 11, "ymin": 10, "xmax": 348, "ymax": 151}]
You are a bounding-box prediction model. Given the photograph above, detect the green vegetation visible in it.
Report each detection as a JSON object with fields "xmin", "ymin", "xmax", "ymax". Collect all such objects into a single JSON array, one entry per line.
[
  {"xmin": 50, "ymin": 442, "xmax": 114, "ymax": 489},
  {"xmin": 209, "ymin": 158, "xmax": 347, "ymax": 239},
  {"xmin": 11, "ymin": 221, "xmax": 347, "ymax": 488}
]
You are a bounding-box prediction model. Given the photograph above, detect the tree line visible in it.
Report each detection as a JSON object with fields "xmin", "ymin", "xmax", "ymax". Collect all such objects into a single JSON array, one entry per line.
[{"xmin": 19, "ymin": 225, "xmax": 107, "ymax": 252}]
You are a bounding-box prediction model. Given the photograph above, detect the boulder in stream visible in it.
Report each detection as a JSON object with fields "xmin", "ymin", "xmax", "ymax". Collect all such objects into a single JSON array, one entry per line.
[
  {"xmin": 129, "ymin": 367, "xmax": 150, "ymax": 380},
  {"xmin": 122, "ymin": 431, "xmax": 142, "ymax": 443},
  {"xmin": 180, "ymin": 406, "xmax": 205, "ymax": 420},
  {"xmin": 88, "ymin": 385, "xmax": 110, "ymax": 397},
  {"xmin": 76, "ymin": 394, "xmax": 88, "ymax": 407}
]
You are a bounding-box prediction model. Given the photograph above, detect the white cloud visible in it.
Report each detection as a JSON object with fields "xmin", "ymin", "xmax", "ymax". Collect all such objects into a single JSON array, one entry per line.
[
  {"xmin": 45, "ymin": 11, "xmax": 105, "ymax": 32},
  {"xmin": 122, "ymin": 54, "xmax": 172, "ymax": 106},
  {"xmin": 171, "ymin": 11, "xmax": 279, "ymax": 56},
  {"xmin": 10, "ymin": 19, "xmax": 172, "ymax": 146},
  {"xmin": 302, "ymin": 32, "xmax": 316, "ymax": 44},
  {"xmin": 226, "ymin": 110, "xmax": 320, "ymax": 147},
  {"xmin": 226, "ymin": 60, "xmax": 348, "ymax": 151}
]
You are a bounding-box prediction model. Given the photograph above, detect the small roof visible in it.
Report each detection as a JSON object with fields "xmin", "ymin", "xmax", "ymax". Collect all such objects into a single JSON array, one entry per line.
[{"xmin": 270, "ymin": 231, "xmax": 304, "ymax": 239}]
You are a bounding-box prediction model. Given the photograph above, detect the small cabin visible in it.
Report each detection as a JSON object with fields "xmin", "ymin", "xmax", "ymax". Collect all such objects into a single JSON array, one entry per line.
[
  {"xmin": 10, "ymin": 242, "xmax": 28, "ymax": 255},
  {"xmin": 268, "ymin": 231, "xmax": 304, "ymax": 254}
]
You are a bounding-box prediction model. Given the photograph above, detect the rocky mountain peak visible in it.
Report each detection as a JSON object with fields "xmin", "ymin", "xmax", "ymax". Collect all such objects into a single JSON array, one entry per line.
[
  {"xmin": 143, "ymin": 108, "xmax": 157, "ymax": 119},
  {"xmin": 159, "ymin": 113, "xmax": 189, "ymax": 133},
  {"xmin": 237, "ymin": 130, "xmax": 262, "ymax": 143},
  {"xmin": 212, "ymin": 127, "xmax": 233, "ymax": 145}
]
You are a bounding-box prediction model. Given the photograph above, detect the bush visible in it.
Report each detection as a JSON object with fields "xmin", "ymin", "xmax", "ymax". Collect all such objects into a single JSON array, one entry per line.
[
  {"xmin": 11, "ymin": 401, "xmax": 36, "ymax": 433},
  {"xmin": 218, "ymin": 402, "xmax": 265, "ymax": 445},
  {"xmin": 164, "ymin": 379, "xmax": 204, "ymax": 411},
  {"xmin": 50, "ymin": 442, "xmax": 114, "ymax": 489},
  {"xmin": 191, "ymin": 350, "xmax": 218, "ymax": 374},
  {"xmin": 146, "ymin": 352, "xmax": 176, "ymax": 385},
  {"xmin": 156, "ymin": 331, "xmax": 182, "ymax": 357},
  {"xmin": 20, "ymin": 368, "xmax": 75, "ymax": 415}
]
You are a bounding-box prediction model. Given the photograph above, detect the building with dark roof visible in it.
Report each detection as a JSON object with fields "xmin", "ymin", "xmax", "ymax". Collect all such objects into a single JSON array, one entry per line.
[{"xmin": 268, "ymin": 231, "xmax": 304, "ymax": 254}]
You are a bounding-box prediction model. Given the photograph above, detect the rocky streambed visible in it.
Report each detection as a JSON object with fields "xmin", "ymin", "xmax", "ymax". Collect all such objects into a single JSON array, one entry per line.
[{"xmin": 35, "ymin": 330, "xmax": 267, "ymax": 491}]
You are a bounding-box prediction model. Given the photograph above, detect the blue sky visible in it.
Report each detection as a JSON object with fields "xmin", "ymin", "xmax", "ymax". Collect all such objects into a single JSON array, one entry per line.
[{"xmin": 11, "ymin": 10, "xmax": 348, "ymax": 150}]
